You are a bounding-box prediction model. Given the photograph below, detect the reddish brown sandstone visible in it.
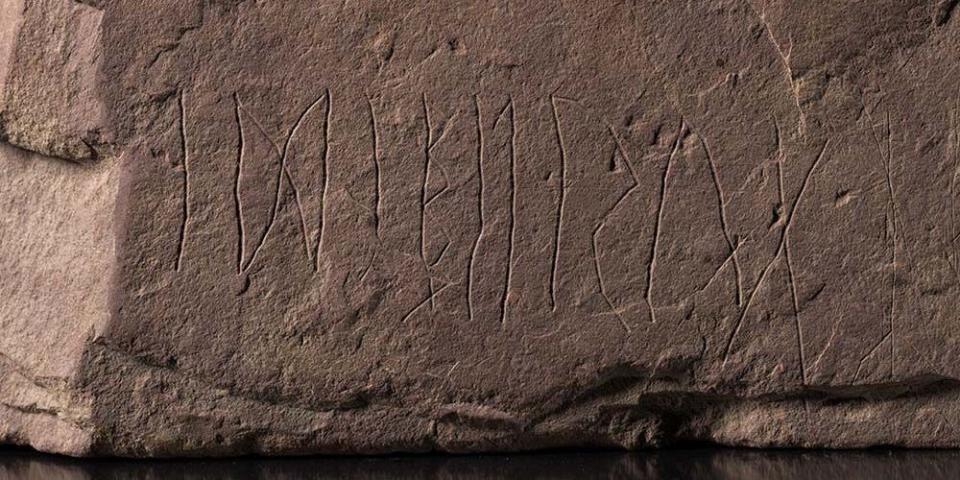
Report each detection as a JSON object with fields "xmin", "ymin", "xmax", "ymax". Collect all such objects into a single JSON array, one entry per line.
[{"xmin": 3, "ymin": 0, "xmax": 960, "ymax": 456}]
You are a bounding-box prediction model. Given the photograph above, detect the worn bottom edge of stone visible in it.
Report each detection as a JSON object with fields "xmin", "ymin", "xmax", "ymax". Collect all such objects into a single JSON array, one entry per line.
[{"xmin": 5, "ymin": 351, "xmax": 960, "ymax": 458}]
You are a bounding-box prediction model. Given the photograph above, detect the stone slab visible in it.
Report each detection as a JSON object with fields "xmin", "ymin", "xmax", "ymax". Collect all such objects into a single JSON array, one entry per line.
[{"xmin": 2, "ymin": 0, "xmax": 960, "ymax": 456}]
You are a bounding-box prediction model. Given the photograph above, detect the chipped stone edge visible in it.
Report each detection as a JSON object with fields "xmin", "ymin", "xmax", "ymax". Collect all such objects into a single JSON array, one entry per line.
[
  {"xmin": 0, "ymin": 0, "xmax": 23, "ymax": 114},
  {"xmin": 0, "ymin": 0, "xmax": 110, "ymax": 163},
  {"xmin": 0, "ymin": 0, "xmax": 111, "ymax": 456}
]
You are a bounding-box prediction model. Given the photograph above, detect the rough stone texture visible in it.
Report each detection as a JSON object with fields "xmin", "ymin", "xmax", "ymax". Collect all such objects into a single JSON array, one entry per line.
[{"xmin": 3, "ymin": 0, "xmax": 960, "ymax": 457}]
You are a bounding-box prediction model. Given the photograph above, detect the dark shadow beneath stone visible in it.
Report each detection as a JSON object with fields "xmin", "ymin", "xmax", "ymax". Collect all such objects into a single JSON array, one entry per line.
[{"xmin": 1, "ymin": 448, "xmax": 960, "ymax": 480}]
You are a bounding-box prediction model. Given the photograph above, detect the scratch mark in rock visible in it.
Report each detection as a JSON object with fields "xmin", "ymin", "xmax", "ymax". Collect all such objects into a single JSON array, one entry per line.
[
  {"xmin": 428, "ymin": 106, "xmax": 463, "ymax": 154},
  {"xmin": 592, "ymin": 221, "xmax": 631, "ymax": 333},
  {"xmin": 808, "ymin": 318, "xmax": 839, "ymax": 373},
  {"xmin": 855, "ymin": 330, "xmax": 892, "ymax": 380},
  {"xmin": 492, "ymin": 100, "xmax": 513, "ymax": 131},
  {"xmin": 238, "ymin": 103, "xmax": 317, "ymax": 271},
  {"xmin": 357, "ymin": 252, "xmax": 375, "ymax": 283},
  {"xmin": 425, "ymin": 185, "xmax": 450, "ymax": 206},
  {"xmin": 501, "ymin": 98, "xmax": 518, "ymax": 326},
  {"xmin": 421, "ymin": 94, "xmax": 436, "ymax": 309},
  {"xmin": 175, "ymin": 90, "xmax": 191, "ymax": 272},
  {"xmin": 242, "ymin": 92, "xmax": 328, "ymax": 273},
  {"xmin": 862, "ymin": 104, "xmax": 899, "ymax": 378},
  {"xmin": 695, "ymin": 237, "xmax": 746, "ymax": 296},
  {"xmin": 548, "ymin": 95, "xmax": 568, "ymax": 312},
  {"xmin": 287, "ymin": 170, "xmax": 312, "ymax": 266},
  {"xmin": 747, "ymin": 1, "xmax": 806, "ymax": 135},
  {"xmin": 784, "ymin": 214, "xmax": 808, "ymax": 384},
  {"xmin": 551, "ymin": 95, "xmax": 638, "ymax": 328},
  {"xmin": 774, "ymin": 119, "xmax": 808, "ymax": 384},
  {"xmin": 646, "ymin": 122, "xmax": 685, "ymax": 323},
  {"xmin": 697, "ymin": 133, "xmax": 744, "ymax": 307},
  {"xmin": 367, "ymin": 97, "xmax": 382, "ymax": 241},
  {"xmin": 591, "ymin": 124, "xmax": 640, "ymax": 332},
  {"xmin": 341, "ymin": 185, "xmax": 376, "ymax": 218},
  {"xmin": 949, "ymin": 97, "xmax": 960, "ymax": 240},
  {"xmin": 233, "ymin": 94, "xmax": 246, "ymax": 275},
  {"xmin": 722, "ymin": 138, "xmax": 831, "ymax": 365},
  {"xmin": 314, "ymin": 89, "xmax": 333, "ymax": 272},
  {"xmin": 468, "ymin": 95, "xmax": 485, "ymax": 322},
  {"xmin": 429, "ymin": 229, "xmax": 453, "ymax": 267},
  {"xmin": 402, "ymin": 282, "xmax": 453, "ymax": 323},
  {"xmin": 242, "ymin": 102, "xmax": 317, "ymax": 270}
]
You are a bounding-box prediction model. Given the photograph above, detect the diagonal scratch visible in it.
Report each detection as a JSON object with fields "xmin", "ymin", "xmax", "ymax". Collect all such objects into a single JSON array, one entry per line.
[
  {"xmin": 722, "ymin": 138, "xmax": 831, "ymax": 365},
  {"xmin": 746, "ymin": 0, "xmax": 806, "ymax": 135}
]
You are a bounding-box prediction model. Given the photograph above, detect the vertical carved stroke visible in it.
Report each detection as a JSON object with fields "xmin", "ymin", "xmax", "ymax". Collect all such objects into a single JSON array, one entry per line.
[
  {"xmin": 500, "ymin": 98, "xmax": 518, "ymax": 325},
  {"xmin": 243, "ymin": 92, "xmax": 328, "ymax": 273},
  {"xmin": 421, "ymin": 94, "xmax": 437, "ymax": 308},
  {"xmin": 367, "ymin": 97, "xmax": 383, "ymax": 241},
  {"xmin": 857, "ymin": 107, "xmax": 899, "ymax": 379},
  {"xmin": 950, "ymin": 96, "xmax": 960, "ymax": 242},
  {"xmin": 549, "ymin": 95, "xmax": 635, "ymax": 329},
  {"xmin": 883, "ymin": 112, "xmax": 898, "ymax": 379},
  {"xmin": 468, "ymin": 95, "xmax": 485, "ymax": 322},
  {"xmin": 175, "ymin": 90, "xmax": 191, "ymax": 272},
  {"xmin": 646, "ymin": 122, "xmax": 685, "ymax": 324},
  {"xmin": 239, "ymin": 112, "xmax": 311, "ymax": 270},
  {"xmin": 545, "ymin": 94, "xmax": 641, "ymax": 330},
  {"xmin": 314, "ymin": 88, "xmax": 332, "ymax": 272},
  {"xmin": 233, "ymin": 94, "xmax": 246, "ymax": 275},
  {"xmin": 697, "ymin": 135, "xmax": 744, "ymax": 306},
  {"xmin": 548, "ymin": 95, "xmax": 567, "ymax": 312},
  {"xmin": 722, "ymin": 139, "xmax": 831, "ymax": 364},
  {"xmin": 773, "ymin": 121, "xmax": 808, "ymax": 384}
]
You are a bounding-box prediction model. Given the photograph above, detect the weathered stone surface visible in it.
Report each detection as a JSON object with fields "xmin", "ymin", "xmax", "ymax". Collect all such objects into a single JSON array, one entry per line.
[{"xmin": 3, "ymin": 0, "xmax": 960, "ymax": 457}]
